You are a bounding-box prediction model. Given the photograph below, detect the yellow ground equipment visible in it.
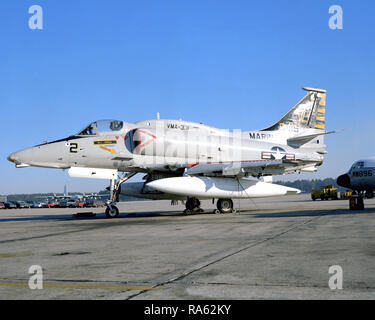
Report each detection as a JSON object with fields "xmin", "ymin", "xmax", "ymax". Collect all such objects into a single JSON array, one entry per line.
[
  {"xmin": 311, "ymin": 185, "xmax": 338, "ymax": 201},
  {"xmin": 340, "ymin": 190, "xmax": 353, "ymax": 200}
]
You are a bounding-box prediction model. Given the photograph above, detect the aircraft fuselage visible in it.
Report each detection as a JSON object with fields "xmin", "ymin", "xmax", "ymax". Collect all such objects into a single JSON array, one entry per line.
[{"xmin": 8, "ymin": 119, "xmax": 323, "ymax": 177}]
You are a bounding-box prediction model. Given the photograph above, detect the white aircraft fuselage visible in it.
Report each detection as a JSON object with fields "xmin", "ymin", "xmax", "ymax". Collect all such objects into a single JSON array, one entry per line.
[
  {"xmin": 337, "ymin": 158, "xmax": 375, "ymax": 192},
  {"xmin": 8, "ymin": 87, "xmax": 329, "ymax": 216}
]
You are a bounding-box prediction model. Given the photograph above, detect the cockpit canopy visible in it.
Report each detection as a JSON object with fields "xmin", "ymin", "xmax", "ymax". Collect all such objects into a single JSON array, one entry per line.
[
  {"xmin": 77, "ymin": 120, "xmax": 124, "ymax": 136},
  {"xmin": 350, "ymin": 161, "xmax": 364, "ymax": 171}
]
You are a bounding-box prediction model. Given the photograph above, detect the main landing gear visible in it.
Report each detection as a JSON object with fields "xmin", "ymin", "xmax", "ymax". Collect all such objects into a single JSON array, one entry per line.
[
  {"xmin": 349, "ymin": 191, "xmax": 365, "ymax": 210},
  {"xmin": 105, "ymin": 172, "xmax": 137, "ymax": 218},
  {"xmin": 183, "ymin": 198, "xmax": 237, "ymax": 214},
  {"xmin": 183, "ymin": 197, "xmax": 204, "ymax": 214},
  {"xmin": 215, "ymin": 198, "xmax": 236, "ymax": 214}
]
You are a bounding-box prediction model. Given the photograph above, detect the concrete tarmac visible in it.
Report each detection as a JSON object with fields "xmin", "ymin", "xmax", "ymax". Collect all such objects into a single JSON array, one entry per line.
[{"xmin": 0, "ymin": 194, "xmax": 375, "ymax": 300}]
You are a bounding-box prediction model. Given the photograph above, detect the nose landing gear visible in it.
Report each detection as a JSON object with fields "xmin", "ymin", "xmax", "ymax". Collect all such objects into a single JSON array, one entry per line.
[
  {"xmin": 349, "ymin": 191, "xmax": 365, "ymax": 210},
  {"xmin": 105, "ymin": 205, "xmax": 120, "ymax": 218},
  {"xmin": 105, "ymin": 172, "xmax": 137, "ymax": 218}
]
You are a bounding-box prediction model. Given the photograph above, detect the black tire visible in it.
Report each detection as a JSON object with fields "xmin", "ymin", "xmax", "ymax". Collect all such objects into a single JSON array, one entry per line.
[
  {"xmin": 186, "ymin": 198, "xmax": 200, "ymax": 211},
  {"xmin": 105, "ymin": 205, "xmax": 119, "ymax": 218},
  {"xmin": 217, "ymin": 199, "xmax": 233, "ymax": 214}
]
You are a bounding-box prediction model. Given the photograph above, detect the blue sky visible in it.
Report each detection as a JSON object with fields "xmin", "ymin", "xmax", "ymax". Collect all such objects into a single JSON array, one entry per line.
[{"xmin": 1, "ymin": 0, "xmax": 374, "ymax": 194}]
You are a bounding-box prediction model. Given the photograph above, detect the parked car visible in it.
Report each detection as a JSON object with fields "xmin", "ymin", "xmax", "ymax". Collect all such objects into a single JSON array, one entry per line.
[
  {"xmin": 57, "ymin": 200, "xmax": 69, "ymax": 208},
  {"xmin": 27, "ymin": 201, "xmax": 37, "ymax": 208},
  {"xmin": 4, "ymin": 202, "xmax": 17, "ymax": 209},
  {"xmin": 85, "ymin": 199, "xmax": 105, "ymax": 208},
  {"xmin": 15, "ymin": 201, "xmax": 30, "ymax": 208},
  {"xmin": 68, "ymin": 200, "xmax": 85, "ymax": 208},
  {"xmin": 0, "ymin": 202, "xmax": 5, "ymax": 209},
  {"xmin": 27, "ymin": 201, "xmax": 44, "ymax": 208},
  {"xmin": 39, "ymin": 202, "xmax": 48, "ymax": 208},
  {"xmin": 47, "ymin": 201, "xmax": 58, "ymax": 208}
]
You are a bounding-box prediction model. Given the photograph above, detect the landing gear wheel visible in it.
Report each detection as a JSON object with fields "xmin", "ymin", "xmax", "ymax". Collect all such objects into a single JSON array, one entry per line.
[
  {"xmin": 186, "ymin": 198, "xmax": 201, "ymax": 211},
  {"xmin": 184, "ymin": 197, "xmax": 203, "ymax": 214},
  {"xmin": 217, "ymin": 199, "xmax": 233, "ymax": 214},
  {"xmin": 105, "ymin": 205, "xmax": 119, "ymax": 218}
]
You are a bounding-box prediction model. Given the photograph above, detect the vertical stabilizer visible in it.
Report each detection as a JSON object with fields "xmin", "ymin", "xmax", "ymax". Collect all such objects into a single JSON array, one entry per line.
[{"xmin": 262, "ymin": 87, "xmax": 327, "ymax": 131}]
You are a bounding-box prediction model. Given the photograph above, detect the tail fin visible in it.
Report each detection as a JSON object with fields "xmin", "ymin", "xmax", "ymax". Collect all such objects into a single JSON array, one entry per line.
[{"xmin": 262, "ymin": 87, "xmax": 327, "ymax": 131}]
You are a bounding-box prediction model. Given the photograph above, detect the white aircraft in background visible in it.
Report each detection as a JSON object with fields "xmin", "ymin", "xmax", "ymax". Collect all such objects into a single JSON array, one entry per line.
[{"xmin": 337, "ymin": 158, "xmax": 375, "ymax": 199}]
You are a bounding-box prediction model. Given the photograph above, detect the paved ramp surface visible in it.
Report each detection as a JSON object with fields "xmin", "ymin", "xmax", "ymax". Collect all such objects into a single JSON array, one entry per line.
[{"xmin": 0, "ymin": 194, "xmax": 374, "ymax": 299}]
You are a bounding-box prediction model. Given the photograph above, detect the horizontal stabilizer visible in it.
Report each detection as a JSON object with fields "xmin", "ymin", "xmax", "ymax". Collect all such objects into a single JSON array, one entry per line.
[{"xmin": 287, "ymin": 130, "xmax": 336, "ymax": 147}]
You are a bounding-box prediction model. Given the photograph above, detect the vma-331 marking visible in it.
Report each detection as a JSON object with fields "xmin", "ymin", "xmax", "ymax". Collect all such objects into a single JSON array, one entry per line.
[{"xmin": 8, "ymin": 87, "xmax": 332, "ymax": 217}]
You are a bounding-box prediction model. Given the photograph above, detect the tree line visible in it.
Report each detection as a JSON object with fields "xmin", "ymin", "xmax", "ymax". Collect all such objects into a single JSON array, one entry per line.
[{"xmin": 274, "ymin": 178, "xmax": 344, "ymax": 193}]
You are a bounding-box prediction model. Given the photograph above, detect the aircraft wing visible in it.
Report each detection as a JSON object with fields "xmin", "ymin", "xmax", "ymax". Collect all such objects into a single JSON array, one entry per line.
[{"xmin": 186, "ymin": 159, "xmax": 285, "ymax": 177}]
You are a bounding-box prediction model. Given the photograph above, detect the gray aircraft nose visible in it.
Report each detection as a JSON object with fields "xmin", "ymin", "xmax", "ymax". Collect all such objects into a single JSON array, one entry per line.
[
  {"xmin": 7, "ymin": 150, "xmax": 28, "ymax": 166},
  {"xmin": 7, "ymin": 153, "xmax": 16, "ymax": 163}
]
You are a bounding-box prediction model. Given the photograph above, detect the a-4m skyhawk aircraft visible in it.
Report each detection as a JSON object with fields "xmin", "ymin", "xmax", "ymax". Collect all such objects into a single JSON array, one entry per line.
[{"xmin": 8, "ymin": 87, "xmax": 330, "ymax": 218}]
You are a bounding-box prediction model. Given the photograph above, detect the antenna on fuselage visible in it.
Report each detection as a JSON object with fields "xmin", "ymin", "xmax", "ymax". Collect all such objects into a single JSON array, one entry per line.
[{"xmin": 156, "ymin": 112, "xmax": 160, "ymax": 120}]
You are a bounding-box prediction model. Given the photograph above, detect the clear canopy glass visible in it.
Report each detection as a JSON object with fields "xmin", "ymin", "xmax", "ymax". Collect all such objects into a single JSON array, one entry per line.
[
  {"xmin": 77, "ymin": 120, "xmax": 124, "ymax": 136},
  {"xmin": 350, "ymin": 161, "xmax": 364, "ymax": 171}
]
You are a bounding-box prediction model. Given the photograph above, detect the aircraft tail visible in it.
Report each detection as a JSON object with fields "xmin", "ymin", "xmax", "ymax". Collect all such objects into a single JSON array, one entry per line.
[{"xmin": 262, "ymin": 87, "xmax": 327, "ymax": 132}]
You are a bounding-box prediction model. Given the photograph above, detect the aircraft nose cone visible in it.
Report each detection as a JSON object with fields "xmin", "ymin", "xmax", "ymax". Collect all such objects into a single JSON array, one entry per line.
[
  {"xmin": 7, "ymin": 153, "xmax": 16, "ymax": 163},
  {"xmin": 337, "ymin": 174, "xmax": 351, "ymax": 188}
]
